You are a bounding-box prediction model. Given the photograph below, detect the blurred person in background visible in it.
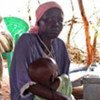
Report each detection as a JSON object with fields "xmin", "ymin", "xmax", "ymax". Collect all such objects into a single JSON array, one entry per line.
[{"xmin": 0, "ymin": 16, "xmax": 13, "ymax": 99}]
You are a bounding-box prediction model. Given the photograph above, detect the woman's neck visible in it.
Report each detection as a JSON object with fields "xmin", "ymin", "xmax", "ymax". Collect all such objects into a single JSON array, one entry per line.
[
  {"xmin": 37, "ymin": 34, "xmax": 53, "ymax": 56},
  {"xmin": 38, "ymin": 34, "xmax": 51, "ymax": 49}
]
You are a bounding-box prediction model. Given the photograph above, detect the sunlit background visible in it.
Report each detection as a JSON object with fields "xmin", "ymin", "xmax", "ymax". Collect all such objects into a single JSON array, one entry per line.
[
  {"xmin": 0, "ymin": 1, "xmax": 100, "ymax": 99},
  {"xmin": 0, "ymin": 0, "xmax": 100, "ymax": 51}
]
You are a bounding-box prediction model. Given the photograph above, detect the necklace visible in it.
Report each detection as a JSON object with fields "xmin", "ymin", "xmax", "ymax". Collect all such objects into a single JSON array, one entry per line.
[{"xmin": 37, "ymin": 34, "xmax": 54, "ymax": 58}]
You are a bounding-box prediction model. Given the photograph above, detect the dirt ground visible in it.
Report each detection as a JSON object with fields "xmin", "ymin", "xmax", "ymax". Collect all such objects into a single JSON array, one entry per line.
[{"xmin": 2, "ymin": 62, "xmax": 10, "ymax": 100}]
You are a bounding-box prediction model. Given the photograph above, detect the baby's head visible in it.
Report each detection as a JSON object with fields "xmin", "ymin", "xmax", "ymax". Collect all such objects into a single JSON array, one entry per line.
[{"xmin": 28, "ymin": 57, "xmax": 58, "ymax": 87}]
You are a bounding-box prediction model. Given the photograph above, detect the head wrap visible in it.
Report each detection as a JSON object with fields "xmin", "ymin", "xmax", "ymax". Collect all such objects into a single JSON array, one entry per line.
[{"xmin": 29, "ymin": 1, "xmax": 62, "ymax": 33}]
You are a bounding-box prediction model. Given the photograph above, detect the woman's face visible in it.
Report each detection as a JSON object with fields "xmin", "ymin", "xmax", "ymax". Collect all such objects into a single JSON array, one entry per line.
[{"xmin": 38, "ymin": 8, "xmax": 64, "ymax": 39}]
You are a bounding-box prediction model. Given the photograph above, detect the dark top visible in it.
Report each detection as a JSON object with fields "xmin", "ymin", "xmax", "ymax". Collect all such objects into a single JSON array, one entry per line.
[{"xmin": 10, "ymin": 33, "xmax": 70, "ymax": 100}]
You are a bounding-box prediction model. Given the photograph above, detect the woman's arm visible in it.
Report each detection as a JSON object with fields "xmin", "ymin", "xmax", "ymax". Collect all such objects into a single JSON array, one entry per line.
[{"xmin": 27, "ymin": 83, "xmax": 69, "ymax": 100}]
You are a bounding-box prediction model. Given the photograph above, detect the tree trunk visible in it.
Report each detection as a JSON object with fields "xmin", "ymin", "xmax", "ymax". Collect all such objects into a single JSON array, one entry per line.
[
  {"xmin": 78, "ymin": 0, "xmax": 95, "ymax": 66},
  {"xmin": 67, "ymin": 16, "xmax": 75, "ymax": 45}
]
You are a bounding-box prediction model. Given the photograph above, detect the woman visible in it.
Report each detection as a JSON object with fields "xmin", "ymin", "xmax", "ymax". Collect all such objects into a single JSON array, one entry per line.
[{"xmin": 10, "ymin": 1, "xmax": 71, "ymax": 100}]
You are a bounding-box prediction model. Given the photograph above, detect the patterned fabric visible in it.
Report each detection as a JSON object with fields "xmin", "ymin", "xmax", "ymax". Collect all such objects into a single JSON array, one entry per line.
[
  {"xmin": 57, "ymin": 74, "xmax": 72, "ymax": 96},
  {"xmin": 0, "ymin": 32, "xmax": 13, "ymax": 96},
  {"xmin": 0, "ymin": 32, "xmax": 13, "ymax": 53}
]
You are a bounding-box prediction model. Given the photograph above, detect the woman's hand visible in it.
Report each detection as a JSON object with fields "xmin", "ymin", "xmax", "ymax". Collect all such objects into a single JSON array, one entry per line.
[{"xmin": 27, "ymin": 83, "xmax": 69, "ymax": 100}]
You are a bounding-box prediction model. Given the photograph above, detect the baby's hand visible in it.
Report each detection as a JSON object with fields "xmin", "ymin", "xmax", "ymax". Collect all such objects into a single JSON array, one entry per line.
[{"xmin": 50, "ymin": 77, "xmax": 60, "ymax": 90}]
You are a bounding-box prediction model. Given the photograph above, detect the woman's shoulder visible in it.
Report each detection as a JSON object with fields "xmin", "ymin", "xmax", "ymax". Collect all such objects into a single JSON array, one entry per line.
[
  {"xmin": 54, "ymin": 37, "xmax": 65, "ymax": 45},
  {"xmin": 18, "ymin": 33, "xmax": 37, "ymax": 41},
  {"xmin": 15, "ymin": 33, "xmax": 37, "ymax": 47},
  {"xmin": 19, "ymin": 33, "xmax": 36, "ymax": 39},
  {"xmin": 53, "ymin": 38, "xmax": 67, "ymax": 51}
]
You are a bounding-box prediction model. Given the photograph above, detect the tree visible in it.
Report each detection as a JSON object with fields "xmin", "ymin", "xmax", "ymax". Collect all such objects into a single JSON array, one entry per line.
[{"xmin": 78, "ymin": 0, "xmax": 97, "ymax": 66}]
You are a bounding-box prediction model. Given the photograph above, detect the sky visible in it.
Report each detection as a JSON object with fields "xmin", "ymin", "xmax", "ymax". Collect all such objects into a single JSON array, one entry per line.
[{"xmin": 0, "ymin": 0, "xmax": 100, "ymax": 50}]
